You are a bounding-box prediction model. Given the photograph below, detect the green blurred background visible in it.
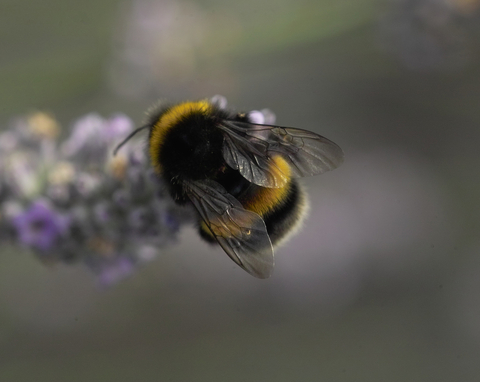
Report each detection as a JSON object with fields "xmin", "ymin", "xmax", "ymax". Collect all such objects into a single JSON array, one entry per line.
[{"xmin": 2, "ymin": 0, "xmax": 480, "ymax": 380}]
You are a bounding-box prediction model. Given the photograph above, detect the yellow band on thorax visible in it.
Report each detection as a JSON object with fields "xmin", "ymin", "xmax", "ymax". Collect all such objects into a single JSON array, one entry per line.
[{"xmin": 149, "ymin": 100, "xmax": 212, "ymax": 173}]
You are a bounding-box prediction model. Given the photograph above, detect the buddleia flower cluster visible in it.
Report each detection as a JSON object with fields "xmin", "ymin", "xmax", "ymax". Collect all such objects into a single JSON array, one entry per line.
[
  {"xmin": 0, "ymin": 96, "xmax": 276, "ymax": 285},
  {"xmin": 0, "ymin": 109, "xmax": 192, "ymax": 286}
]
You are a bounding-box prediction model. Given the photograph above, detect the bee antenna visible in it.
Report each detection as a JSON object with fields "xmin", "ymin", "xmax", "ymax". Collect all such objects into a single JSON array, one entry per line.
[{"xmin": 113, "ymin": 124, "xmax": 150, "ymax": 156}]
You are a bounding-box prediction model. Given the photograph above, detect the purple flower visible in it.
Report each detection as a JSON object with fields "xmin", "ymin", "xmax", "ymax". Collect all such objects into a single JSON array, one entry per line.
[
  {"xmin": 12, "ymin": 201, "xmax": 70, "ymax": 251},
  {"xmin": 61, "ymin": 114, "xmax": 106, "ymax": 157},
  {"xmin": 103, "ymin": 114, "xmax": 134, "ymax": 143},
  {"xmin": 210, "ymin": 95, "xmax": 227, "ymax": 109},
  {"xmin": 97, "ymin": 257, "xmax": 135, "ymax": 287},
  {"xmin": 248, "ymin": 109, "xmax": 276, "ymax": 125}
]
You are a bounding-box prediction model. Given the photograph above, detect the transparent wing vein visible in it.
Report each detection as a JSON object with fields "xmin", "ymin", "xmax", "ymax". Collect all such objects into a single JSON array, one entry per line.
[{"xmin": 184, "ymin": 179, "xmax": 274, "ymax": 278}]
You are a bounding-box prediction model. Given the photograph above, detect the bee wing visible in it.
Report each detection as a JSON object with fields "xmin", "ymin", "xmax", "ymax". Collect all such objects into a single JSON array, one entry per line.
[
  {"xmin": 184, "ymin": 179, "xmax": 274, "ymax": 278},
  {"xmin": 219, "ymin": 120, "xmax": 344, "ymax": 188}
]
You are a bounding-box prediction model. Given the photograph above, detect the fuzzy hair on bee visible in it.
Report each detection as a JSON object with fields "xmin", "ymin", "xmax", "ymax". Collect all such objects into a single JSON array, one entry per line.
[{"xmin": 114, "ymin": 98, "xmax": 344, "ymax": 278}]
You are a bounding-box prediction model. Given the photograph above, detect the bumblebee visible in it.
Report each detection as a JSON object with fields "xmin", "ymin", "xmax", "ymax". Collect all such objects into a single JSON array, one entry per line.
[{"xmin": 115, "ymin": 98, "xmax": 344, "ymax": 278}]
